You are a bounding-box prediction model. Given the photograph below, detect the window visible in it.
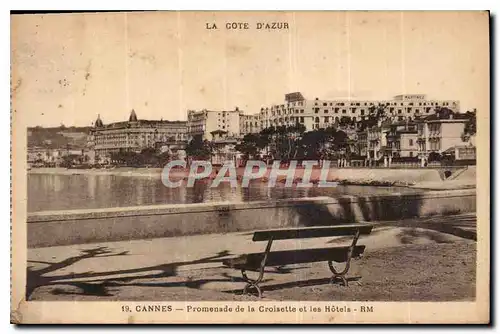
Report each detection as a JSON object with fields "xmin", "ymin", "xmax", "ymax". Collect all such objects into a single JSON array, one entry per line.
[
  {"xmin": 325, "ymin": 116, "xmax": 329, "ymax": 123},
  {"xmin": 409, "ymin": 139, "xmax": 413, "ymax": 146},
  {"xmin": 323, "ymin": 103, "xmax": 327, "ymax": 106},
  {"xmin": 300, "ymin": 117, "xmax": 304, "ymax": 123},
  {"xmin": 324, "ymin": 109, "xmax": 328, "ymax": 113},
  {"xmin": 409, "ymin": 152, "xmax": 413, "ymax": 157}
]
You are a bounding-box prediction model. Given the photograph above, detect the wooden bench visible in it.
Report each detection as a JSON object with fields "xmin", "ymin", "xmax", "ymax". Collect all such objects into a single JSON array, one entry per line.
[{"xmin": 223, "ymin": 223, "xmax": 374, "ymax": 297}]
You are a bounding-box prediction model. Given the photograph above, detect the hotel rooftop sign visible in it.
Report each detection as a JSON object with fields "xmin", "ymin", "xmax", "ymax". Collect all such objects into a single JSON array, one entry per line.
[{"xmin": 393, "ymin": 94, "xmax": 427, "ymax": 100}]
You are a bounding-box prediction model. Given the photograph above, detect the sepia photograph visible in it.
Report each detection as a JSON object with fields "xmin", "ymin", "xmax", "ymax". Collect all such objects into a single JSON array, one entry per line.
[{"xmin": 10, "ymin": 10, "xmax": 489, "ymax": 324}]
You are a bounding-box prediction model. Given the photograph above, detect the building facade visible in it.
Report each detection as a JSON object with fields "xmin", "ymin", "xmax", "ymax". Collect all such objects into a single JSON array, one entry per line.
[
  {"xmin": 187, "ymin": 108, "xmax": 242, "ymax": 140},
  {"xmin": 416, "ymin": 112, "xmax": 470, "ymax": 159},
  {"xmin": 89, "ymin": 110, "xmax": 188, "ymax": 157},
  {"xmin": 384, "ymin": 121, "xmax": 419, "ymax": 158},
  {"xmin": 259, "ymin": 92, "xmax": 460, "ymax": 132},
  {"xmin": 240, "ymin": 113, "xmax": 261, "ymax": 136},
  {"xmin": 366, "ymin": 122, "xmax": 390, "ymax": 161}
]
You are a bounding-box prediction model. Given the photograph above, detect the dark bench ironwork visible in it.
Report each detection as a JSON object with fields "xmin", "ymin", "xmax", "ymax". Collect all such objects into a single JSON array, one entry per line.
[{"xmin": 223, "ymin": 223, "xmax": 374, "ymax": 297}]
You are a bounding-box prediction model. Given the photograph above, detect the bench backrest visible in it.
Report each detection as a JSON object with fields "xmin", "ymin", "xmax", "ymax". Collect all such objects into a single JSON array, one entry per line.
[{"xmin": 252, "ymin": 223, "xmax": 374, "ymax": 242}]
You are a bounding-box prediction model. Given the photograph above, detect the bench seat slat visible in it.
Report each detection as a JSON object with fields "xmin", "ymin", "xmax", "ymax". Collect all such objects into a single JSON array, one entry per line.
[
  {"xmin": 222, "ymin": 246, "xmax": 365, "ymax": 270},
  {"xmin": 252, "ymin": 224, "xmax": 373, "ymax": 241}
]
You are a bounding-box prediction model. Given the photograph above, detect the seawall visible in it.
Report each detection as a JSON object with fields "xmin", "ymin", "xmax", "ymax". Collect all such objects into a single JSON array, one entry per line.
[{"xmin": 27, "ymin": 189, "xmax": 476, "ymax": 248}]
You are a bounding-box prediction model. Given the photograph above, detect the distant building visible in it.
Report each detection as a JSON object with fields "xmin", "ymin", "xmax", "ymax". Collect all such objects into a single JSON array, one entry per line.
[
  {"xmin": 27, "ymin": 146, "xmax": 92, "ymax": 167},
  {"xmin": 356, "ymin": 120, "xmax": 392, "ymax": 162},
  {"xmin": 210, "ymin": 130, "xmax": 239, "ymax": 166},
  {"xmin": 259, "ymin": 92, "xmax": 460, "ymax": 132},
  {"xmin": 357, "ymin": 131, "xmax": 368, "ymax": 158},
  {"xmin": 88, "ymin": 110, "xmax": 187, "ymax": 157},
  {"xmin": 442, "ymin": 145, "xmax": 476, "ymax": 161},
  {"xmin": 240, "ymin": 113, "xmax": 261, "ymax": 136},
  {"xmin": 416, "ymin": 111, "xmax": 471, "ymax": 160},
  {"xmin": 187, "ymin": 107, "xmax": 242, "ymax": 140},
  {"xmin": 384, "ymin": 121, "xmax": 419, "ymax": 158}
]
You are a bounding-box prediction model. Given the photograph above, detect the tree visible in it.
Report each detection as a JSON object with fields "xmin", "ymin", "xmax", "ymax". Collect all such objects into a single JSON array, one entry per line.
[
  {"xmin": 358, "ymin": 103, "xmax": 389, "ymax": 131},
  {"xmin": 186, "ymin": 135, "xmax": 212, "ymax": 160},
  {"xmin": 462, "ymin": 109, "xmax": 477, "ymax": 142},
  {"xmin": 156, "ymin": 151, "xmax": 171, "ymax": 166},
  {"xmin": 235, "ymin": 133, "xmax": 263, "ymax": 161},
  {"xmin": 368, "ymin": 102, "xmax": 389, "ymax": 119},
  {"xmin": 428, "ymin": 151, "xmax": 442, "ymax": 162},
  {"xmin": 139, "ymin": 147, "xmax": 158, "ymax": 166}
]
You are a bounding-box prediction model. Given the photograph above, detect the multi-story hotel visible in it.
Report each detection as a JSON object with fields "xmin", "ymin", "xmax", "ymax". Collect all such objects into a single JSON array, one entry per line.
[
  {"xmin": 88, "ymin": 110, "xmax": 188, "ymax": 157},
  {"xmin": 240, "ymin": 113, "xmax": 261, "ymax": 136},
  {"xmin": 259, "ymin": 92, "xmax": 460, "ymax": 132},
  {"xmin": 187, "ymin": 107, "xmax": 242, "ymax": 140}
]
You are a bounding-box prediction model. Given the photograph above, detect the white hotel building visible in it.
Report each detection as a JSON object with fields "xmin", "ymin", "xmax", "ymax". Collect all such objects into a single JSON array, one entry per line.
[{"xmin": 258, "ymin": 92, "xmax": 460, "ymax": 132}]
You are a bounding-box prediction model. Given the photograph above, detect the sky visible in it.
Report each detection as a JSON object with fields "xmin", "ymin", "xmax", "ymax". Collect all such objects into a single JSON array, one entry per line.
[{"xmin": 11, "ymin": 11, "xmax": 489, "ymax": 127}]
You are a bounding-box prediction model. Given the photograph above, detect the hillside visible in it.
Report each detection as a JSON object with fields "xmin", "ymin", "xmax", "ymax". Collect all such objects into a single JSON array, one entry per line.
[{"xmin": 27, "ymin": 126, "xmax": 92, "ymax": 149}]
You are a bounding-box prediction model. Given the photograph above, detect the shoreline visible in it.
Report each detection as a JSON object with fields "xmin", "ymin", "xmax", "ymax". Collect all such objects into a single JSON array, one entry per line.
[{"xmin": 28, "ymin": 167, "xmax": 476, "ymax": 190}]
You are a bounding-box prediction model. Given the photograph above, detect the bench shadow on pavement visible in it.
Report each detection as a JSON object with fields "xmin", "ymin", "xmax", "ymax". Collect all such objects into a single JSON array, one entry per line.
[
  {"xmin": 27, "ymin": 247, "xmax": 228, "ymax": 299},
  {"xmin": 26, "ymin": 247, "xmax": 312, "ymax": 300}
]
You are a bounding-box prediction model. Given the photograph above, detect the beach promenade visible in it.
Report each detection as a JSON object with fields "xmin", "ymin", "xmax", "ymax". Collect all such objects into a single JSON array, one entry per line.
[{"xmin": 27, "ymin": 213, "xmax": 477, "ymax": 302}]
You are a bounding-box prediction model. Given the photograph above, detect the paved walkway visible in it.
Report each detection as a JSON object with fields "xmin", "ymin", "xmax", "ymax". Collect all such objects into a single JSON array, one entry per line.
[{"xmin": 27, "ymin": 213, "xmax": 477, "ymax": 301}]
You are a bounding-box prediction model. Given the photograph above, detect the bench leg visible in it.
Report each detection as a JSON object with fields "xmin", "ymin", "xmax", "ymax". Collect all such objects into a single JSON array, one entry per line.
[
  {"xmin": 328, "ymin": 229, "xmax": 361, "ymax": 287},
  {"xmin": 328, "ymin": 260, "xmax": 349, "ymax": 286},
  {"xmin": 241, "ymin": 269, "xmax": 263, "ymax": 298},
  {"xmin": 240, "ymin": 238, "xmax": 274, "ymax": 298}
]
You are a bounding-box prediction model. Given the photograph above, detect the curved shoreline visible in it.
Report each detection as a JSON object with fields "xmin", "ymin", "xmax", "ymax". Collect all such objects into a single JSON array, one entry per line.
[{"xmin": 28, "ymin": 167, "xmax": 476, "ymax": 190}]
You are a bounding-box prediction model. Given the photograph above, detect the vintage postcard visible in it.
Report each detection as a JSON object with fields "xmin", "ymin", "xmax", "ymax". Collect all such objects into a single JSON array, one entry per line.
[{"xmin": 11, "ymin": 11, "xmax": 489, "ymax": 324}]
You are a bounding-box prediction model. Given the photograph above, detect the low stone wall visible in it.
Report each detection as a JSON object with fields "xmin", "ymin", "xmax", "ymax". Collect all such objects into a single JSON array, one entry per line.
[{"xmin": 27, "ymin": 189, "xmax": 476, "ymax": 248}]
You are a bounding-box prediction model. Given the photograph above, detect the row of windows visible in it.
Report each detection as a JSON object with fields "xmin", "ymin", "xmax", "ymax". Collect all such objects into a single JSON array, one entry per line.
[
  {"xmin": 263, "ymin": 105, "xmax": 440, "ymax": 118},
  {"xmin": 429, "ymin": 141, "xmax": 442, "ymax": 151},
  {"xmin": 260, "ymin": 100, "xmax": 457, "ymax": 113},
  {"xmin": 313, "ymin": 101, "xmax": 454, "ymax": 107},
  {"xmin": 387, "ymin": 139, "xmax": 414, "ymax": 149}
]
